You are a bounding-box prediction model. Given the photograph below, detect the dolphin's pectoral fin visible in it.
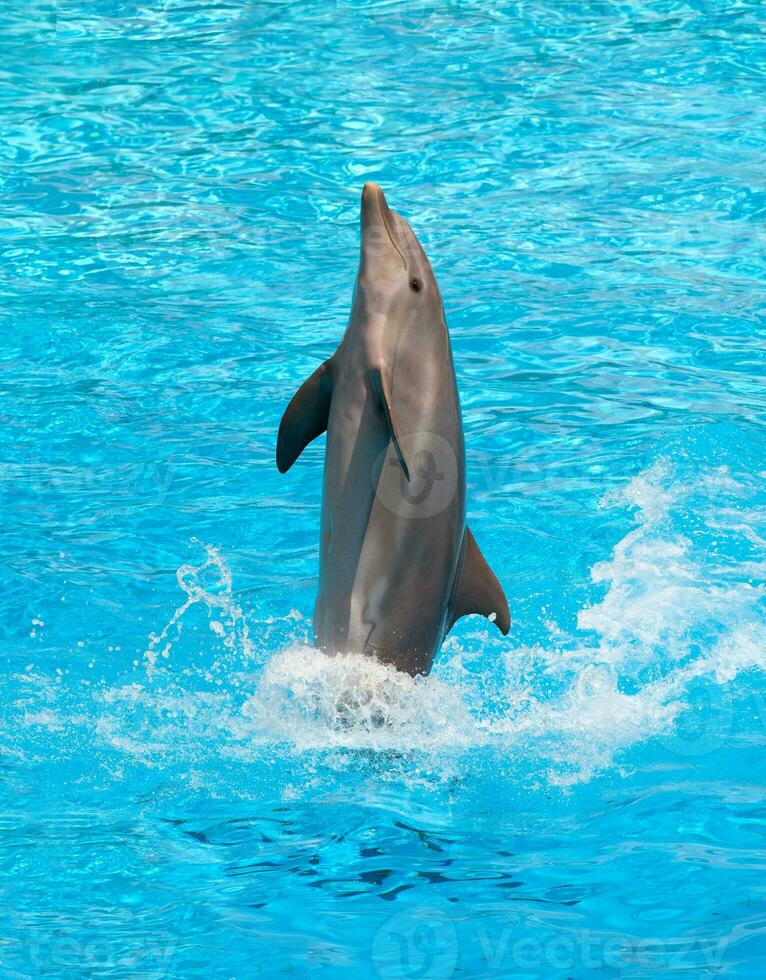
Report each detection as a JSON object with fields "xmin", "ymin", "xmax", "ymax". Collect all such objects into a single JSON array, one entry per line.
[
  {"xmin": 368, "ymin": 366, "xmax": 410, "ymax": 482},
  {"xmin": 276, "ymin": 358, "xmax": 334, "ymax": 473},
  {"xmin": 447, "ymin": 527, "xmax": 510, "ymax": 637}
]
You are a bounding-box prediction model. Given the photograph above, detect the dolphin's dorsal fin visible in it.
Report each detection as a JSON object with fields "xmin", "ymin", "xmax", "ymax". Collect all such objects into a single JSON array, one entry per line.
[
  {"xmin": 447, "ymin": 527, "xmax": 510, "ymax": 636},
  {"xmin": 276, "ymin": 358, "xmax": 334, "ymax": 473},
  {"xmin": 368, "ymin": 366, "xmax": 410, "ymax": 482}
]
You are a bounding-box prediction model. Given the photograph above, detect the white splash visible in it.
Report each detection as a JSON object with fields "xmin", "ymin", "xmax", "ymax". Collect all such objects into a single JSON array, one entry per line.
[
  {"xmin": 143, "ymin": 538, "xmax": 253, "ymax": 674},
  {"xmin": 43, "ymin": 460, "xmax": 762, "ymax": 789},
  {"xmin": 242, "ymin": 644, "xmax": 475, "ymax": 753}
]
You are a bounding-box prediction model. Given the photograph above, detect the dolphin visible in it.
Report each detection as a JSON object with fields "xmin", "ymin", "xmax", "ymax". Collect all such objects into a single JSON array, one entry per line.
[{"xmin": 276, "ymin": 183, "xmax": 509, "ymax": 675}]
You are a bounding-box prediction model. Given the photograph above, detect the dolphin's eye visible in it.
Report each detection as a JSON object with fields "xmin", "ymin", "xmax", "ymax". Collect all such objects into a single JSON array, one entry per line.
[{"xmin": 410, "ymin": 278, "xmax": 422, "ymax": 292}]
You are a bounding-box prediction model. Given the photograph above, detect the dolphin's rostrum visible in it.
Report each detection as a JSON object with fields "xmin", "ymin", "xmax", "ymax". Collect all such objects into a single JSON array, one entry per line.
[{"xmin": 277, "ymin": 183, "xmax": 509, "ymax": 675}]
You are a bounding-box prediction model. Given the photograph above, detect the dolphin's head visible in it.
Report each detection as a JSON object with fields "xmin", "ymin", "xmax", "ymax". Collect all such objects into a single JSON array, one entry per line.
[{"xmin": 354, "ymin": 182, "xmax": 442, "ymax": 325}]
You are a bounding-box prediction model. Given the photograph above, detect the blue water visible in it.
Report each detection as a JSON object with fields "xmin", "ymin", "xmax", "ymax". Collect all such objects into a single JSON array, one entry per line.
[{"xmin": 2, "ymin": 1, "xmax": 765, "ymax": 976}]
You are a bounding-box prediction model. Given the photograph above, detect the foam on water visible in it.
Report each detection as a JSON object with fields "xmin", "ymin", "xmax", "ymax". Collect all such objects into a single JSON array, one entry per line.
[
  {"xmin": 4, "ymin": 463, "xmax": 762, "ymax": 795},
  {"xmin": 243, "ymin": 647, "xmax": 475, "ymax": 754},
  {"xmin": 489, "ymin": 460, "xmax": 766, "ymax": 781},
  {"xmin": 37, "ymin": 460, "xmax": 754, "ymax": 790}
]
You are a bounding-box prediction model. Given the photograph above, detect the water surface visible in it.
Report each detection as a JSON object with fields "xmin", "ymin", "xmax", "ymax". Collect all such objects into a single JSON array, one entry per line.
[{"xmin": 1, "ymin": 1, "xmax": 765, "ymax": 976}]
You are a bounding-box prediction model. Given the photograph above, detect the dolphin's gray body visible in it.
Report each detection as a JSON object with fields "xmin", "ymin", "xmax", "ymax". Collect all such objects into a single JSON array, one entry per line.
[{"xmin": 277, "ymin": 183, "xmax": 509, "ymax": 675}]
